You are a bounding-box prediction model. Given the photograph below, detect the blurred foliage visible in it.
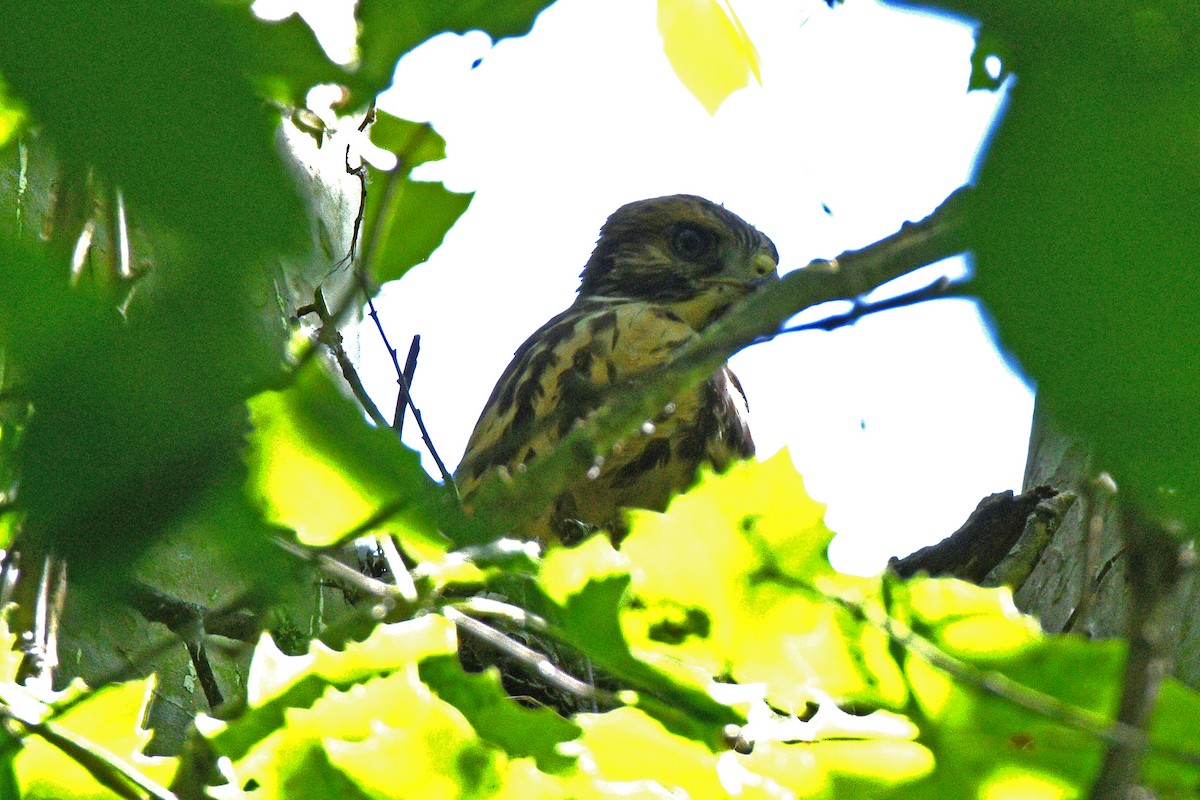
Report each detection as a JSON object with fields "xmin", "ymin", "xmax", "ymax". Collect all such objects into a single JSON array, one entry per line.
[
  {"xmin": 912, "ymin": 0, "xmax": 1200, "ymax": 528},
  {"xmin": 0, "ymin": 0, "xmax": 1196, "ymax": 798},
  {"xmin": 7, "ymin": 459, "xmax": 1200, "ymax": 797}
]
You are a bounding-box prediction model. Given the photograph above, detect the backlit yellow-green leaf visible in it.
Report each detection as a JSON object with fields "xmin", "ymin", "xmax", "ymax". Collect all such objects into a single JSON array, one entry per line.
[
  {"xmin": 621, "ymin": 452, "xmax": 902, "ymax": 708},
  {"xmin": 657, "ymin": 0, "xmax": 762, "ymax": 114},
  {"xmin": 977, "ymin": 767, "xmax": 1075, "ymax": 800},
  {"xmin": 0, "ymin": 79, "xmax": 25, "ymax": 150},
  {"xmin": 906, "ymin": 577, "xmax": 1041, "ymax": 660},
  {"xmin": 539, "ymin": 533, "xmax": 628, "ymax": 606},
  {"xmin": 13, "ymin": 677, "xmax": 177, "ymax": 799},
  {"xmin": 245, "ymin": 359, "xmax": 447, "ymax": 557},
  {"xmin": 740, "ymin": 739, "xmax": 936, "ymax": 798},
  {"xmin": 570, "ymin": 707, "xmax": 731, "ymax": 798},
  {"xmin": 245, "ymin": 614, "xmax": 457, "ymax": 707}
]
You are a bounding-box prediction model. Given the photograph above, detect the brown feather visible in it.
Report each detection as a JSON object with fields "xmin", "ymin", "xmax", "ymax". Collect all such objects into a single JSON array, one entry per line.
[{"xmin": 456, "ymin": 195, "xmax": 778, "ymax": 543}]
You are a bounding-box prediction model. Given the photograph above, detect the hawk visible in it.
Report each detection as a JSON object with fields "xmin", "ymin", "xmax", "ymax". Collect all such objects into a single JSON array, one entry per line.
[{"xmin": 456, "ymin": 195, "xmax": 779, "ymax": 543}]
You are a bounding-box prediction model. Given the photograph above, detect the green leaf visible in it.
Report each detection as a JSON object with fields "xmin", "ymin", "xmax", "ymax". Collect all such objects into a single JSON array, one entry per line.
[
  {"xmin": 369, "ymin": 111, "xmax": 450, "ymax": 166},
  {"xmin": 351, "ymin": 0, "xmax": 558, "ymax": 108},
  {"xmin": 419, "ymin": 654, "xmax": 582, "ymax": 773},
  {"xmin": 13, "ymin": 678, "xmax": 177, "ymax": 800},
  {"xmin": 0, "ymin": 0, "xmax": 305, "ymax": 253},
  {"xmin": 0, "ymin": 237, "xmax": 274, "ymax": 595},
  {"xmin": 206, "ymin": 614, "xmax": 458, "ymax": 763},
  {"xmin": 621, "ymin": 452, "xmax": 906, "ymax": 710},
  {"xmin": 896, "ymin": 636, "xmax": 1121, "ymax": 796},
  {"xmin": 966, "ymin": 3, "xmax": 1200, "ymax": 525},
  {"xmin": 240, "ymin": 12, "xmax": 352, "ymax": 108},
  {"xmin": 1145, "ymin": 677, "xmax": 1200, "ymax": 791},
  {"xmin": 245, "ymin": 358, "xmax": 450, "ymax": 557},
  {"xmin": 537, "ymin": 536, "xmax": 743, "ymax": 745},
  {"xmin": 364, "ymin": 111, "xmax": 474, "ymax": 285}
]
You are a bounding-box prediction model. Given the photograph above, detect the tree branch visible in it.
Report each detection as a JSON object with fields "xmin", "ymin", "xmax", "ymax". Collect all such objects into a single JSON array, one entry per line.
[
  {"xmin": 464, "ymin": 186, "xmax": 972, "ymax": 540},
  {"xmin": 393, "ymin": 334, "xmax": 420, "ymax": 435},
  {"xmin": 442, "ymin": 606, "xmax": 620, "ymax": 710},
  {"xmin": 298, "ymin": 287, "xmax": 392, "ymax": 430}
]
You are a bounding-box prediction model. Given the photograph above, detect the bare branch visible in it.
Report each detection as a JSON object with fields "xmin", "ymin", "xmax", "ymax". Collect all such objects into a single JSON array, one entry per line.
[
  {"xmin": 298, "ymin": 287, "xmax": 392, "ymax": 429},
  {"xmin": 393, "ymin": 334, "xmax": 420, "ymax": 435},
  {"xmin": 4, "ymin": 710, "xmax": 177, "ymax": 800},
  {"xmin": 442, "ymin": 606, "xmax": 619, "ymax": 709},
  {"xmin": 771, "ymin": 275, "xmax": 961, "ymax": 338}
]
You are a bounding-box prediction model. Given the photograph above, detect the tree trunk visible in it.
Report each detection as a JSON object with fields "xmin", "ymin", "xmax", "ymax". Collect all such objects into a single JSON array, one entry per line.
[{"xmin": 1014, "ymin": 398, "xmax": 1200, "ymax": 689}]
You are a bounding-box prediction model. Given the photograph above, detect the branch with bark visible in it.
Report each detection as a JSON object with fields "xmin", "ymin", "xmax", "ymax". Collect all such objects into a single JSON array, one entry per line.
[{"xmin": 464, "ymin": 186, "xmax": 973, "ymax": 540}]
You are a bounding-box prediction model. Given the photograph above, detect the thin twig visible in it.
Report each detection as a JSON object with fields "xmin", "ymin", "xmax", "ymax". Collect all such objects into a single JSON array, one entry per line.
[
  {"xmin": 442, "ymin": 606, "xmax": 619, "ymax": 708},
  {"xmin": 377, "ymin": 533, "xmax": 418, "ymax": 604},
  {"xmin": 273, "ymin": 536, "xmax": 416, "ymax": 614},
  {"xmin": 770, "ymin": 275, "xmax": 960, "ymax": 338},
  {"xmin": 394, "ymin": 334, "xmax": 420, "ymax": 435},
  {"xmin": 465, "ymin": 186, "xmax": 973, "ymax": 541},
  {"xmin": 127, "ymin": 582, "xmax": 260, "ymax": 643},
  {"xmin": 302, "ymin": 287, "xmax": 391, "ymax": 429},
  {"xmin": 341, "ymin": 126, "xmax": 456, "ymax": 491},
  {"xmin": 356, "ymin": 275, "xmax": 456, "ymax": 490},
  {"xmin": 741, "ymin": 526, "xmax": 1200, "ymax": 772},
  {"xmin": 448, "ymin": 597, "xmax": 550, "ymax": 632}
]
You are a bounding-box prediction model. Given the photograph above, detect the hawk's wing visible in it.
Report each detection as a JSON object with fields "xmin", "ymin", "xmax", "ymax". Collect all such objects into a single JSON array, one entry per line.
[{"xmin": 456, "ymin": 298, "xmax": 753, "ymax": 541}]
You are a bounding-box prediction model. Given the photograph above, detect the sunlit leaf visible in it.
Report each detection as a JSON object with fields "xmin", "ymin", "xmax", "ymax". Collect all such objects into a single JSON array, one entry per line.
[
  {"xmin": 906, "ymin": 578, "xmax": 1041, "ymax": 659},
  {"xmin": 205, "ymin": 615, "xmax": 457, "ymax": 763},
  {"xmin": 570, "ymin": 707, "xmax": 729, "ymax": 798},
  {"xmin": 245, "ymin": 358, "xmax": 449, "ymax": 556},
  {"xmin": 976, "ymin": 767, "xmax": 1076, "ymax": 800},
  {"xmin": 741, "ymin": 739, "xmax": 935, "ymax": 798},
  {"xmin": 657, "ymin": 0, "xmax": 763, "ymax": 113},
  {"xmin": 13, "ymin": 678, "xmax": 177, "ymax": 799},
  {"xmin": 537, "ymin": 536, "xmax": 743, "ymax": 742},
  {"xmin": 621, "ymin": 451, "xmax": 904, "ymax": 709}
]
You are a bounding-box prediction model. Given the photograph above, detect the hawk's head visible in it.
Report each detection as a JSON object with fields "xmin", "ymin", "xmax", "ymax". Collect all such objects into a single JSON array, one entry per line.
[{"xmin": 577, "ymin": 195, "xmax": 779, "ymax": 329}]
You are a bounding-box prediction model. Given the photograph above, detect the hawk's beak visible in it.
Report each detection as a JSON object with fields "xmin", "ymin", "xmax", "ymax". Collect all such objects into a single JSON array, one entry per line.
[{"xmin": 748, "ymin": 251, "xmax": 779, "ymax": 289}]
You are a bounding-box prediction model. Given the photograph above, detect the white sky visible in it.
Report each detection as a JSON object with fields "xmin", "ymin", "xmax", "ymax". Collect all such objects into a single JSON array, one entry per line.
[{"xmin": 265, "ymin": 0, "xmax": 1033, "ymax": 574}]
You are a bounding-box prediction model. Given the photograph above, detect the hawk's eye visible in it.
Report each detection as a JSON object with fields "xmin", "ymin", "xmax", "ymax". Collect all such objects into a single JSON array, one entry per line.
[{"xmin": 672, "ymin": 225, "xmax": 715, "ymax": 259}]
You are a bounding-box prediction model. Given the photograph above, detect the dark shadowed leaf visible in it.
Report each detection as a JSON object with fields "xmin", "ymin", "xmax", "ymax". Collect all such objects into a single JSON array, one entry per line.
[
  {"xmin": 945, "ymin": 1, "xmax": 1200, "ymax": 526},
  {"xmin": 0, "ymin": 0, "xmax": 306, "ymax": 253}
]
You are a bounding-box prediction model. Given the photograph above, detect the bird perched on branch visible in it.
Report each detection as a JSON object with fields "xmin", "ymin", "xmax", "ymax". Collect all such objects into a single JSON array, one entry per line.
[{"xmin": 456, "ymin": 195, "xmax": 779, "ymax": 543}]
